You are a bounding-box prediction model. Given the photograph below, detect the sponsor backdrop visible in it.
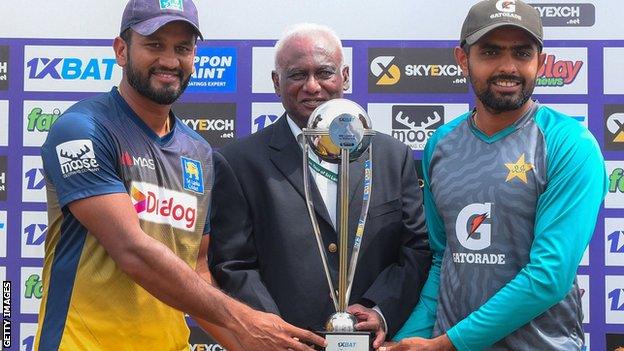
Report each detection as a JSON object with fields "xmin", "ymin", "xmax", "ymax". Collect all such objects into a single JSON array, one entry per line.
[{"xmin": 0, "ymin": 0, "xmax": 623, "ymax": 350}]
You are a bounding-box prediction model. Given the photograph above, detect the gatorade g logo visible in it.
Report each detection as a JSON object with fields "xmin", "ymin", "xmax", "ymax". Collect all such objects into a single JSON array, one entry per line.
[
  {"xmin": 130, "ymin": 182, "xmax": 198, "ymax": 231},
  {"xmin": 370, "ymin": 56, "xmax": 400, "ymax": 85},
  {"xmin": 456, "ymin": 203, "xmax": 492, "ymax": 250},
  {"xmin": 496, "ymin": 0, "xmax": 516, "ymax": 13}
]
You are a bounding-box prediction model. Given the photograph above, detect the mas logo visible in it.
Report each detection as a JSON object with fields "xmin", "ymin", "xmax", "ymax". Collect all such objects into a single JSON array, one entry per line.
[
  {"xmin": 24, "ymin": 46, "xmax": 121, "ymax": 92},
  {"xmin": 130, "ymin": 181, "xmax": 198, "ymax": 231},
  {"xmin": 55, "ymin": 139, "xmax": 100, "ymax": 178}
]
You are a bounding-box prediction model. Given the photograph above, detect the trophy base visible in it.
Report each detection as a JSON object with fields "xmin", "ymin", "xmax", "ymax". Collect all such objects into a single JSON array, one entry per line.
[{"xmin": 314, "ymin": 331, "xmax": 373, "ymax": 351}]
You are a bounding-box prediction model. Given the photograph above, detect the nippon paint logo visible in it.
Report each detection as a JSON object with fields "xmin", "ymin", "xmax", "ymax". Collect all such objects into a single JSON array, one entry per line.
[
  {"xmin": 130, "ymin": 182, "xmax": 198, "ymax": 231},
  {"xmin": 24, "ymin": 46, "xmax": 121, "ymax": 92},
  {"xmin": 188, "ymin": 47, "xmax": 237, "ymax": 92},
  {"xmin": 534, "ymin": 48, "xmax": 587, "ymax": 94},
  {"xmin": 531, "ymin": 3, "xmax": 595, "ymax": 27}
]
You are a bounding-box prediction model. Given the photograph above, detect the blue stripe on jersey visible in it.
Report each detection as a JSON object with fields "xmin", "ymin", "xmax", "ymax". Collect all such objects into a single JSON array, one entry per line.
[{"xmin": 39, "ymin": 210, "xmax": 88, "ymax": 350}]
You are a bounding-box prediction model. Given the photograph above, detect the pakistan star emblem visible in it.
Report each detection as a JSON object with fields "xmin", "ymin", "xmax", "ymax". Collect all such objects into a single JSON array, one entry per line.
[{"xmin": 505, "ymin": 153, "xmax": 533, "ymax": 183}]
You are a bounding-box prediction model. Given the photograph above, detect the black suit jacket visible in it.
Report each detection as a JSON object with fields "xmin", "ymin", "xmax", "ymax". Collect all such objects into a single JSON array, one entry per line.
[{"xmin": 209, "ymin": 115, "xmax": 431, "ymax": 337}]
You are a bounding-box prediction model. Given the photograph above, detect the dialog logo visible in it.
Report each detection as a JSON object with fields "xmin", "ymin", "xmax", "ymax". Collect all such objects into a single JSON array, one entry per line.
[
  {"xmin": 368, "ymin": 48, "xmax": 466, "ymax": 93},
  {"xmin": 188, "ymin": 47, "xmax": 237, "ymax": 92},
  {"xmin": 605, "ymin": 105, "xmax": 624, "ymax": 151},
  {"xmin": 531, "ymin": 3, "xmax": 596, "ymax": 27},
  {"xmin": 24, "ymin": 46, "xmax": 121, "ymax": 92},
  {"xmin": 130, "ymin": 182, "xmax": 198, "ymax": 231},
  {"xmin": 55, "ymin": 139, "xmax": 100, "ymax": 178}
]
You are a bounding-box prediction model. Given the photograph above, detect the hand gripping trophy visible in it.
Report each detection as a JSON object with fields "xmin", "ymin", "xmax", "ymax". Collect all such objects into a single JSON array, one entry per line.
[{"xmin": 302, "ymin": 99, "xmax": 375, "ymax": 351}]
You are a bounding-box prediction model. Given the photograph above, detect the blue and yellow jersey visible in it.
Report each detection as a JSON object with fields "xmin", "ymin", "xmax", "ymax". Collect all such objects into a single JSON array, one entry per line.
[
  {"xmin": 36, "ymin": 87, "xmax": 213, "ymax": 350},
  {"xmin": 396, "ymin": 103, "xmax": 607, "ymax": 350}
]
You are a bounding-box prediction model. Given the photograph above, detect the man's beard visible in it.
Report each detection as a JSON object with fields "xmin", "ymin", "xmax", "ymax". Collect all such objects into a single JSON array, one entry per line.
[
  {"xmin": 126, "ymin": 53, "xmax": 191, "ymax": 105},
  {"xmin": 469, "ymin": 65, "xmax": 535, "ymax": 113}
]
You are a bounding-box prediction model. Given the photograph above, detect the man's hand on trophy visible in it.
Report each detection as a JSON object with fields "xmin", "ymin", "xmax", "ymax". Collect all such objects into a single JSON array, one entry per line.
[
  {"xmin": 232, "ymin": 307, "xmax": 327, "ymax": 351},
  {"xmin": 378, "ymin": 335, "xmax": 456, "ymax": 351},
  {"xmin": 347, "ymin": 303, "xmax": 387, "ymax": 349}
]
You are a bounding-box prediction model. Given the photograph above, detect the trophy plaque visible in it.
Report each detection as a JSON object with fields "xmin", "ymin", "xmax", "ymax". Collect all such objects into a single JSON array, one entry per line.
[{"xmin": 302, "ymin": 99, "xmax": 376, "ymax": 351}]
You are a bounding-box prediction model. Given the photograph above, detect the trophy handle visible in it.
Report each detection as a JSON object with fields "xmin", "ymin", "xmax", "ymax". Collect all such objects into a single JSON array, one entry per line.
[
  {"xmin": 345, "ymin": 145, "xmax": 372, "ymax": 307},
  {"xmin": 303, "ymin": 142, "xmax": 339, "ymax": 311}
]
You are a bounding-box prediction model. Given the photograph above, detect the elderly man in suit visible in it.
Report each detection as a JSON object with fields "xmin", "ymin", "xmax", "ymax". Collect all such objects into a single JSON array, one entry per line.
[{"xmin": 209, "ymin": 23, "xmax": 431, "ymax": 348}]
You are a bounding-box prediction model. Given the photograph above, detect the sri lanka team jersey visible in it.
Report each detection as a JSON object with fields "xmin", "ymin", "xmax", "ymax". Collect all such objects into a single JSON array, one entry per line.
[
  {"xmin": 396, "ymin": 103, "xmax": 607, "ymax": 350},
  {"xmin": 35, "ymin": 87, "xmax": 213, "ymax": 350}
]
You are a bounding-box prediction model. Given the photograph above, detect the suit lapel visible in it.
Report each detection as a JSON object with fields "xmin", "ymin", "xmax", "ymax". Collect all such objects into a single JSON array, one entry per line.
[{"xmin": 269, "ymin": 115, "xmax": 334, "ymax": 228}]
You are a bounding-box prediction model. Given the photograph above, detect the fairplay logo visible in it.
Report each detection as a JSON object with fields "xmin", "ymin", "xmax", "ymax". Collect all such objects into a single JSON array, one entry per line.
[
  {"xmin": 130, "ymin": 182, "xmax": 198, "ymax": 231},
  {"xmin": 606, "ymin": 162, "xmax": 624, "ymax": 209},
  {"xmin": 534, "ymin": 48, "xmax": 587, "ymax": 94},
  {"xmin": 23, "ymin": 100, "xmax": 75, "ymax": 147},
  {"xmin": 370, "ymin": 56, "xmax": 400, "ymax": 85},
  {"xmin": 20, "ymin": 267, "xmax": 43, "ymax": 314}
]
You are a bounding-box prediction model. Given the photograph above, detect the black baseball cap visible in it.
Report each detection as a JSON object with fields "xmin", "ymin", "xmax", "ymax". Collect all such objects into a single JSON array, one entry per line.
[
  {"xmin": 120, "ymin": 0, "xmax": 203, "ymax": 40},
  {"xmin": 460, "ymin": 0, "xmax": 543, "ymax": 48}
]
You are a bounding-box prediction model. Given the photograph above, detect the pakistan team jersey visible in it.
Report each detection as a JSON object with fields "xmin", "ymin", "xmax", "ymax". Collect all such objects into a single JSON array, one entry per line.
[
  {"xmin": 395, "ymin": 103, "xmax": 607, "ymax": 350},
  {"xmin": 36, "ymin": 87, "xmax": 213, "ymax": 350}
]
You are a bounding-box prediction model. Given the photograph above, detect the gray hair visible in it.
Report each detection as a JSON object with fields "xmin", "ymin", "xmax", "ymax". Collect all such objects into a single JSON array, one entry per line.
[{"xmin": 273, "ymin": 23, "xmax": 345, "ymax": 71}]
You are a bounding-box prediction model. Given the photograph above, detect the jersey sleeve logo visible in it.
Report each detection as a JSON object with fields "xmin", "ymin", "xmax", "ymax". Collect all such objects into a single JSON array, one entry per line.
[
  {"xmin": 55, "ymin": 139, "xmax": 100, "ymax": 178},
  {"xmin": 180, "ymin": 157, "xmax": 204, "ymax": 194},
  {"xmin": 505, "ymin": 153, "xmax": 533, "ymax": 183}
]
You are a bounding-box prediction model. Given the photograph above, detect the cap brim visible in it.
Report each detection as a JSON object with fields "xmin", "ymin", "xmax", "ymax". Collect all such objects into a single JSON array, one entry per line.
[
  {"xmin": 464, "ymin": 23, "xmax": 542, "ymax": 48},
  {"xmin": 132, "ymin": 15, "xmax": 203, "ymax": 40}
]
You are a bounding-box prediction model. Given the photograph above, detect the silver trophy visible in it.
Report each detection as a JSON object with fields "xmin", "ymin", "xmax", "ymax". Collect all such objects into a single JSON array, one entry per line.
[{"xmin": 302, "ymin": 99, "xmax": 375, "ymax": 351}]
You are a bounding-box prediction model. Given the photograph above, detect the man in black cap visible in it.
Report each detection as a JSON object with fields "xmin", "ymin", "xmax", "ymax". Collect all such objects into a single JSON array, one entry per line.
[
  {"xmin": 385, "ymin": 0, "xmax": 606, "ymax": 350},
  {"xmin": 34, "ymin": 1, "xmax": 325, "ymax": 350}
]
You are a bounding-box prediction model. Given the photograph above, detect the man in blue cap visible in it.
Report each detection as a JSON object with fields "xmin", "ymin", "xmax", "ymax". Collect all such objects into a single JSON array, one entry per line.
[{"xmin": 34, "ymin": 1, "xmax": 326, "ymax": 350}]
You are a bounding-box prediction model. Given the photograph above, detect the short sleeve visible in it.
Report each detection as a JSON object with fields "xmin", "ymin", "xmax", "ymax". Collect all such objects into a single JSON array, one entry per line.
[{"xmin": 41, "ymin": 111, "xmax": 127, "ymax": 207}]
